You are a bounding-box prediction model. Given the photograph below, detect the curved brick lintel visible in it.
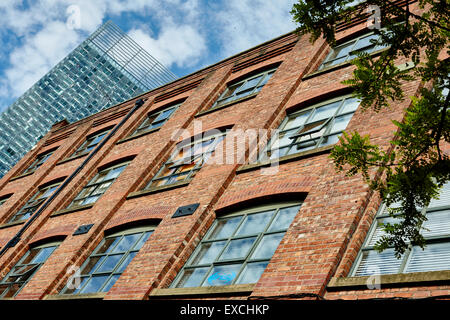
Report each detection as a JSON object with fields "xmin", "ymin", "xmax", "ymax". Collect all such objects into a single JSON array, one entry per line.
[
  {"xmin": 29, "ymin": 224, "xmax": 77, "ymax": 246},
  {"xmin": 104, "ymin": 205, "xmax": 173, "ymax": 232},
  {"xmin": 215, "ymin": 177, "xmax": 315, "ymax": 212}
]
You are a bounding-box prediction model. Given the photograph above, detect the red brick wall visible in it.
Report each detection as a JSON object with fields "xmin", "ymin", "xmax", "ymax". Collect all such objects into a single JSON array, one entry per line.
[{"xmin": 0, "ymin": 2, "xmax": 442, "ymax": 300}]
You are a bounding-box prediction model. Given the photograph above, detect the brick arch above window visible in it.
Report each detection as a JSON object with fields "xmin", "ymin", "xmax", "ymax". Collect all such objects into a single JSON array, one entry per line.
[
  {"xmin": 286, "ymin": 86, "xmax": 353, "ymax": 115},
  {"xmin": 97, "ymin": 154, "xmax": 138, "ymax": 172},
  {"xmin": 215, "ymin": 177, "xmax": 315, "ymax": 213},
  {"xmin": 104, "ymin": 206, "xmax": 170, "ymax": 233},
  {"xmin": 29, "ymin": 231, "xmax": 70, "ymax": 248}
]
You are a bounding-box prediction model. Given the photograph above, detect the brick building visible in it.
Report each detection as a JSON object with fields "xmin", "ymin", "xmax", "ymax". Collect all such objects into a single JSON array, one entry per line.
[{"xmin": 0, "ymin": 1, "xmax": 448, "ymax": 301}]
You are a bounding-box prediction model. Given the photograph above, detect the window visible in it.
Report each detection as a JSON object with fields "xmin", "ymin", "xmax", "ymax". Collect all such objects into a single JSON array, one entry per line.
[
  {"xmin": 145, "ymin": 131, "xmax": 226, "ymax": 188},
  {"xmin": 67, "ymin": 162, "xmax": 129, "ymax": 209},
  {"xmin": 351, "ymin": 183, "xmax": 450, "ymax": 276},
  {"xmin": 319, "ymin": 32, "xmax": 387, "ymax": 70},
  {"xmin": 60, "ymin": 226, "xmax": 154, "ymax": 295},
  {"xmin": 130, "ymin": 102, "xmax": 180, "ymax": 137},
  {"xmin": 70, "ymin": 129, "xmax": 110, "ymax": 158},
  {"xmin": 0, "ymin": 241, "xmax": 60, "ymax": 298},
  {"xmin": 8, "ymin": 182, "xmax": 61, "ymax": 223},
  {"xmin": 22, "ymin": 150, "xmax": 54, "ymax": 175},
  {"xmin": 260, "ymin": 95, "xmax": 359, "ymax": 160},
  {"xmin": 0, "ymin": 196, "xmax": 10, "ymax": 208},
  {"xmin": 211, "ymin": 68, "xmax": 276, "ymax": 109},
  {"xmin": 171, "ymin": 202, "xmax": 302, "ymax": 288}
]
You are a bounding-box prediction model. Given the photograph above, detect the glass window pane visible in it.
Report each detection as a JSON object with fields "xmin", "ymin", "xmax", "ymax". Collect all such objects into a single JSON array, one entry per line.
[
  {"xmin": 284, "ymin": 111, "xmax": 311, "ymax": 130},
  {"xmin": 81, "ymin": 256, "xmax": 105, "ymax": 275},
  {"xmin": 79, "ymin": 275, "xmax": 109, "ymax": 294},
  {"xmin": 268, "ymin": 205, "xmax": 300, "ymax": 231},
  {"xmin": 340, "ymin": 98, "xmax": 360, "ymax": 113},
  {"xmin": 235, "ymin": 262, "xmax": 269, "ymax": 284},
  {"xmin": 31, "ymin": 246, "xmax": 57, "ymax": 264},
  {"xmin": 115, "ymin": 252, "xmax": 137, "ymax": 274},
  {"xmin": 406, "ymin": 243, "xmax": 450, "ymax": 273},
  {"xmin": 218, "ymin": 237, "xmax": 257, "ymax": 261},
  {"xmin": 235, "ymin": 211, "xmax": 275, "ymax": 236},
  {"xmin": 95, "ymin": 254, "xmax": 123, "ymax": 273},
  {"xmin": 318, "ymin": 134, "xmax": 341, "ymax": 148},
  {"xmin": 189, "ymin": 241, "xmax": 227, "ymax": 266},
  {"xmin": 112, "ymin": 234, "xmax": 141, "ymax": 253},
  {"xmin": 95, "ymin": 237, "xmax": 119, "ymax": 255},
  {"xmin": 329, "ymin": 113, "xmax": 353, "ymax": 133},
  {"xmin": 102, "ymin": 275, "xmax": 120, "ymax": 292},
  {"xmin": 203, "ymin": 264, "xmax": 241, "ymax": 286},
  {"xmin": 207, "ymin": 216, "xmax": 243, "ymax": 239},
  {"xmin": 133, "ymin": 231, "xmax": 153, "ymax": 250},
  {"xmin": 309, "ymin": 102, "xmax": 341, "ymax": 122},
  {"xmin": 354, "ymin": 249, "xmax": 402, "ymax": 276},
  {"xmin": 250, "ymin": 233, "xmax": 284, "ymax": 260},
  {"xmin": 176, "ymin": 267, "xmax": 209, "ymax": 288}
]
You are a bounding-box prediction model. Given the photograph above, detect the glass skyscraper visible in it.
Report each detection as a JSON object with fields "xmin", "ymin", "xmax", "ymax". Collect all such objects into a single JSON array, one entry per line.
[{"xmin": 0, "ymin": 21, "xmax": 177, "ymax": 178}]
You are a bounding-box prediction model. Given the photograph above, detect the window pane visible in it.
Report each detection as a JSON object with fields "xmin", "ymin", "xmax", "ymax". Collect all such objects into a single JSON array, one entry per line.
[
  {"xmin": 115, "ymin": 252, "xmax": 137, "ymax": 274},
  {"xmin": 79, "ymin": 275, "xmax": 109, "ymax": 294},
  {"xmin": 329, "ymin": 113, "xmax": 353, "ymax": 133},
  {"xmin": 235, "ymin": 211, "xmax": 274, "ymax": 236},
  {"xmin": 340, "ymin": 98, "xmax": 360, "ymax": 113},
  {"xmin": 309, "ymin": 102, "xmax": 341, "ymax": 122},
  {"xmin": 176, "ymin": 267, "xmax": 209, "ymax": 288},
  {"xmin": 236, "ymin": 262, "xmax": 269, "ymax": 284},
  {"xmin": 189, "ymin": 241, "xmax": 227, "ymax": 266},
  {"xmin": 133, "ymin": 231, "xmax": 153, "ymax": 250},
  {"xmin": 354, "ymin": 249, "xmax": 402, "ymax": 276},
  {"xmin": 251, "ymin": 233, "xmax": 284, "ymax": 260},
  {"xmin": 406, "ymin": 243, "xmax": 450, "ymax": 273},
  {"xmin": 95, "ymin": 237, "xmax": 119, "ymax": 255},
  {"xmin": 207, "ymin": 216, "xmax": 242, "ymax": 239},
  {"xmin": 81, "ymin": 256, "xmax": 105, "ymax": 275},
  {"xmin": 421, "ymin": 210, "xmax": 450, "ymax": 238},
  {"xmin": 284, "ymin": 111, "xmax": 311, "ymax": 130},
  {"xmin": 95, "ymin": 254, "xmax": 123, "ymax": 273},
  {"xmin": 203, "ymin": 264, "xmax": 241, "ymax": 286},
  {"xmin": 218, "ymin": 237, "xmax": 257, "ymax": 261},
  {"xmin": 112, "ymin": 234, "xmax": 141, "ymax": 253},
  {"xmin": 102, "ymin": 275, "xmax": 120, "ymax": 292},
  {"xmin": 268, "ymin": 205, "xmax": 300, "ymax": 231},
  {"xmin": 31, "ymin": 246, "xmax": 57, "ymax": 264}
]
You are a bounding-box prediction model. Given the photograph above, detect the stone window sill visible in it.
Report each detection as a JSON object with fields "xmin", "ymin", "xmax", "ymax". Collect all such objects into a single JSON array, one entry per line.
[
  {"xmin": 127, "ymin": 180, "xmax": 192, "ymax": 200},
  {"xmin": 0, "ymin": 219, "xmax": 26, "ymax": 230},
  {"xmin": 50, "ymin": 203, "xmax": 94, "ymax": 217},
  {"xmin": 56, "ymin": 153, "xmax": 88, "ymax": 166},
  {"xmin": 9, "ymin": 171, "xmax": 34, "ymax": 182},
  {"xmin": 327, "ymin": 270, "xmax": 450, "ymax": 290},
  {"xmin": 237, "ymin": 145, "xmax": 334, "ymax": 174},
  {"xmin": 149, "ymin": 284, "xmax": 255, "ymax": 298},
  {"xmin": 45, "ymin": 292, "xmax": 106, "ymax": 300},
  {"xmin": 195, "ymin": 93, "xmax": 258, "ymax": 118},
  {"xmin": 116, "ymin": 127, "xmax": 160, "ymax": 144}
]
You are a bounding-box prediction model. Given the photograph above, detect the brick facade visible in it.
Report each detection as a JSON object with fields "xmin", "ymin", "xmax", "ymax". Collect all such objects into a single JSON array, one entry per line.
[{"xmin": 0, "ymin": 1, "xmax": 447, "ymax": 301}]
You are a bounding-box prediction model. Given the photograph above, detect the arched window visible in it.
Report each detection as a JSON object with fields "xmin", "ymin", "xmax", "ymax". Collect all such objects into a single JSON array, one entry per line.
[
  {"xmin": 0, "ymin": 240, "xmax": 61, "ymax": 298},
  {"xmin": 60, "ymin": 225, "xmax": 155, "ymax": 295},
  {"xmin": 171, "ymin": 202, "xmax": 302, "ymax": 288}
]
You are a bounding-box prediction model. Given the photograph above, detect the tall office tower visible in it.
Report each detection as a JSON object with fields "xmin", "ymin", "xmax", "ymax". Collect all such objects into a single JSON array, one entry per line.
[{"xmin": 0, "ymin": 21, "xmax": 177, "ymax": 178}]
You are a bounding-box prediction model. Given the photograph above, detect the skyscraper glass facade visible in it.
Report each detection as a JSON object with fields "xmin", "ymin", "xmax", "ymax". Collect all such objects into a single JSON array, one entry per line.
[{"xmin": 0, "ymin": 21, "xmax": 177, "ymax": 178}]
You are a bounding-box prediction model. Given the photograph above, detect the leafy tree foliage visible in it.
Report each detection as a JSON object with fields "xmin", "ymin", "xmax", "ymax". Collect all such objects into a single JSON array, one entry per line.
[{"xmin": 291, "ymin": 0, "xmax": 449, "ymax": 257}]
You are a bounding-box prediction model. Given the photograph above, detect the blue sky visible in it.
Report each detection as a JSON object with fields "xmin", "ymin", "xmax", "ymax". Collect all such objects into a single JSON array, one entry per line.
[{"xmin": 0, "ymin": 0, "xmax": 297, "ymax": 113}]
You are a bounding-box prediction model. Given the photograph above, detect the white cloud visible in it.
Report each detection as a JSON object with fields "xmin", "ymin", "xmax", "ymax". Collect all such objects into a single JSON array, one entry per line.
[
  {"xmin": 215, "ymin": 0, "xmax": 297, "ymax": 57},
  {"xmin": 0, "ymin": 0, "xmax": 298, "ymax": 108},
  {"xmin": 128, "ymin": 22, "xmax": 207, "ymax": 68},
  {"xmin": 5, "ymin": 21, "xmax": 81, "ymax": 97}
]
